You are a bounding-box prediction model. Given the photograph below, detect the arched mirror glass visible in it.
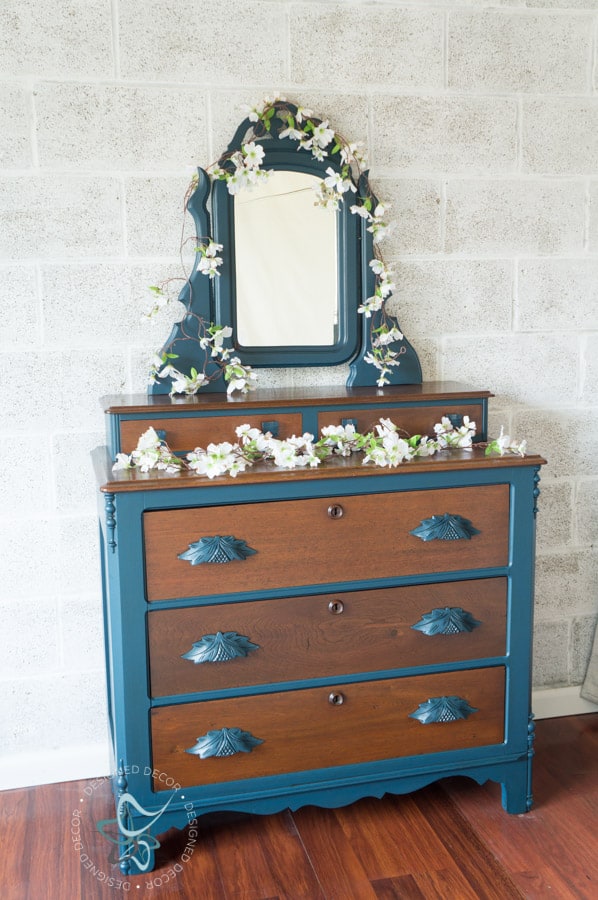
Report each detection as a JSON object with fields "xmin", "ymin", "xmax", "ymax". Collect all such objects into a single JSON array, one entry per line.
[{"xmin": 234, "ymin": 171, "xmax": 338, "ymax": 348}]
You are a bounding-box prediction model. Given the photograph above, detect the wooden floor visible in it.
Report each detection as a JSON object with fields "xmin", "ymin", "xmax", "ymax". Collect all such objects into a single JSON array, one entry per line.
[{"xmin": 1, "ymin": 715, "xmax": 596, "ymax": 899}]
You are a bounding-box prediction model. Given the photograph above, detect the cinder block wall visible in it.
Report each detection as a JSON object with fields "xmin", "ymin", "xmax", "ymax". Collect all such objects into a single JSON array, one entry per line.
[{"xmin": 1, "ymin": 0, "xmax": 597, "ymax": 786}]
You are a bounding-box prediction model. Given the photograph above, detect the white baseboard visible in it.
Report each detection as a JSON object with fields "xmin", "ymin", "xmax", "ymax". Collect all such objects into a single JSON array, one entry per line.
[
  {"xmin": 0, "ymin": 744, "xmax": 110, "ymax": 792},
  {"xmin": 532, "ymin": 685, "xmax": 598, "ymax": 720},
  {"xmin": 0, "ymin": 687, "xmax": 596, "ymax": 792}
]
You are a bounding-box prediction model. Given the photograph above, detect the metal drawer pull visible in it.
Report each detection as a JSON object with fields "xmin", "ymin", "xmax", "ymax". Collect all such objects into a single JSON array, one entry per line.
[
  {"xmin": 186, "ymin": 727, "xmax": 263, "ymax": 759},
  {"xmin": 260, "ymin": 420, "xmax": 279, "ymax": 437},
  {"xmin": 182, "ymin": 631, "xmax": 259, "ymax": 664},
  {"xmin": 409, "ymin": 513, "xmax": 480, "ymax": 542},
  {"xmin": 328, "ymin": 600, "xmax": 344, "ymax": 615},
  {"xmin": 328, "ymin": 692, "xmax": 345, "ymax": 706},
  {"xmin": 178, "ymin": 535, "xmax": 257, "ymax": 565},
  {"xmin": 327, "ymin": 504, "xmax": 344, "ymax": 519},
  {"xmin": 411, "ymin": 607, "xmax": 481, "ymax": 636},
  {"xmin": 409, "ymin": 695, "xmax": 478, "ymax": 725}
]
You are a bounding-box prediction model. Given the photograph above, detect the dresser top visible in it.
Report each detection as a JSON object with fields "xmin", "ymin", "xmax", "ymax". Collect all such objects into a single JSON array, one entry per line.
[
  {"xmin": 94, "ymin": 446, "xmax": 546, "ymax": 494},
  {"xmin": 101, "ymin": 382, "xmax": 493, "ymax": 414}
]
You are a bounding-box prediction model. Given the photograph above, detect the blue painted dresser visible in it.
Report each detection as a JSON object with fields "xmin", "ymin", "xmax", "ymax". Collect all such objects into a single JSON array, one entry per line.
[{"xmin": 95, "ymin": 382, "xmax": 544, "ymax": 874}]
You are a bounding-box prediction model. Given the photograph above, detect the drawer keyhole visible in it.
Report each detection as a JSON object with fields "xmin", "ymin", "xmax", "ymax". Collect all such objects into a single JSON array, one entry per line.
[
  {"xmin": 328, "ymin": 600, "xmax": 344, "ymax": 615},
  {"xmin": 328, "ymin": 692, "xmax": 345, "ymax": 706},
  {"xmin": 327, "ymin": 504, "xmax": 344, "ymax": 520}
]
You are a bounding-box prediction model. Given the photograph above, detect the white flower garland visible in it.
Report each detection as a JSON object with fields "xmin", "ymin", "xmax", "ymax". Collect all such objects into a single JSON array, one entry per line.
[{"xmin": 113, "ymin": 417, "xmax": 527, "ymax": 479}]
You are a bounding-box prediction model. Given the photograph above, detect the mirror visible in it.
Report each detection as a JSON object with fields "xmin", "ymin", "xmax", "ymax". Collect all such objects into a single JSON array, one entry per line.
[
  {"xmin": 148, "ymin": 99, "xmax": 422, "ymax": 394},
  {"xmin": 234, "ymin": 171, "xmax": 338, "ymax": 348}
]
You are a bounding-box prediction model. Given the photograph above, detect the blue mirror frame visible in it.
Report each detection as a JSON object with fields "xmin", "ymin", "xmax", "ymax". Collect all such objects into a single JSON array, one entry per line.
[{"xmin": 148, "ymin": 104, "xmax": 422, "ymax": 394}]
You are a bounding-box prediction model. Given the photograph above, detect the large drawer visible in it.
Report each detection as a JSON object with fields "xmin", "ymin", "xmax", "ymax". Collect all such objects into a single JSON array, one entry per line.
[
  {"xmin": 148, "ymin": 578, "xmax": 507, "ymax": 697},
  {"xmin": 150, "ymin": 666, "xmax": 505, "ymax": 789},
  {"xmin": 119, "ymin": 412, "xmax": 302, "ymax": 454},
  {"xmin": 144, "ymin": 485, "xmax": 510, "ymax": 601}
]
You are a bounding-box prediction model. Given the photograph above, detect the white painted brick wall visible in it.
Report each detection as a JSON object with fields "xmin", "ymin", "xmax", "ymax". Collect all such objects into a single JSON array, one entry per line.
[{"xmin": 1, "ymin": 0, "xmax": 597, "ymax": 787}]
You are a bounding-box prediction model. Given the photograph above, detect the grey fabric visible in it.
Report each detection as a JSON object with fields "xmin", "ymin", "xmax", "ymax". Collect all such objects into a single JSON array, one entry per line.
[{"xmin": 581, "ymin": 620, "xmax": 598, "ymax": 704}]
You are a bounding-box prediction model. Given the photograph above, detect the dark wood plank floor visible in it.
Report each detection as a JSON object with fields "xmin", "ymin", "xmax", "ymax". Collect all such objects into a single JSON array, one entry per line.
[{"xmin": 1, "ymin": 715, "xmax": 596, "ymax": 900}]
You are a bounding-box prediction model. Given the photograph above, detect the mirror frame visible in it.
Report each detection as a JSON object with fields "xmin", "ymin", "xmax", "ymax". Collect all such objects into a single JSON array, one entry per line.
[{"xmin": 148, "ymin": 102, "xmax": 422, "ymax": 394}]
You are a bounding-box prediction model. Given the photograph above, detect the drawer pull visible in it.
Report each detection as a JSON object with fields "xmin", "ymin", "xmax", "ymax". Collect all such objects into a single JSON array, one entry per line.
[
  {"xmin": 412, "ymin": 607, "xmax": 481, "ymax": 636},
  {"xmin": 328, "ymin": 600, "xmax": 345, "ymax": 615},
  {"xmin": 186, "ymin": 727, "xmax": 264, "ymax": 759},
  {"xmin": 181, "ymin": 631, "xmax": 260, "ymax": 664},
  {"xmin": 327, "ymin": 504, "xmax": 344, "ymax": 520},
  {"xmin": 409, "ymin": 695, "xmax": 478, "ymax": 725},
  {"xmin": 328, "ymin": 692, "xmax": 345, "ymax": 706},
  {"xmin": 260, "ymin": 420, "xmax": 279, "ymax": 437},
  {"xmin": 409, "ymin": 513, "xmax": 480, "ymax": 542},
  {"xmin": 178, "ymin": 535, "xmax": 258, "ymax": 565}
]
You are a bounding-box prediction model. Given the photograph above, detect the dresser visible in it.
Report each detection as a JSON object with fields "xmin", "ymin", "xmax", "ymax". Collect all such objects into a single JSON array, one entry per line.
[{"xmin": 94, "ymin": 382, "xmax": 544, "ymax": 875}]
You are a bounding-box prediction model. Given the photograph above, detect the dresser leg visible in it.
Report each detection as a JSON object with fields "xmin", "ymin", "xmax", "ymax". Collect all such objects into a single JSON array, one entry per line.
[{"xmin": 500, "ymin": 758, "xmax": 533, "ymax": 814}]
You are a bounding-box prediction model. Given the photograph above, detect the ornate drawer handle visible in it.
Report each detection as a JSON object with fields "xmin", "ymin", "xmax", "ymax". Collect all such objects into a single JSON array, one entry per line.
[
  {"xmin": 178, "ymin": 535, "xmax": 257, "ymax": 565},
  {"xmin": 409, "ymin": 695, "xmax": 479, "ymax": 725},
  {"xmin": 409, "ymin": 513, "xmax": 480, "ymax": 542},
  {"xmin": 186, "ymin": 727, "xmax": 263, "ymax": 759},
  {"xmin": 327, "ymin": 504, "xmax": 344, "ymax": 519},
  {"xmin": 181, "ymin": 631, "xmax": 260, "ymax": 664},
  {"xmin": 411, "ymin": 607, "xmax": 481, "ymax": 636}
]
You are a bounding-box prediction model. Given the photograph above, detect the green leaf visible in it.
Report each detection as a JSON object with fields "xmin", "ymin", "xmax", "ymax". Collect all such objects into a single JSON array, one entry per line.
[
  {"xmin": 331, "ymin": 142, "xmax": 341, "ymax": 155},
  {"xmin": 190, "ymin": 367, "xmax": 198, "ymax": 378}
]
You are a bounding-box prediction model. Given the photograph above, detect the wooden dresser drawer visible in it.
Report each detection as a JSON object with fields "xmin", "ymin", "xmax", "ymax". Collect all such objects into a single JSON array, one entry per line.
[
  {"xmin": 148, "ymin": 578, "xmax": 507, "ymax": 697},
  {"xmin": 151, "ymin": 666, "xmax": 505, "ymax": 789},
  {"xmin": 144, "ymin": 485, "xmax": 510, "ymax": 601},
  {"xmin": 317, "ymin": 403, "xmax": 485, "ymax": 440},
  {"xmin": 119, "ymin": 412, "xmax": 303, "ymax": 454}
]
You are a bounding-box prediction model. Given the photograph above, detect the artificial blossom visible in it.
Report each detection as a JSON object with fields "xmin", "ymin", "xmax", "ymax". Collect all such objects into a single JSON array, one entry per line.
[{"xmin": 113, "ymin": 419, "xmax": 528, "ymax": 481}]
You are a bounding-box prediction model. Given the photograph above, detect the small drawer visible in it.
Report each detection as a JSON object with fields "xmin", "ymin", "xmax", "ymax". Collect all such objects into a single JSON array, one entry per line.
[
  {"xmin": 148, "ymin": 578, "xmax": 507, "ymax": 697},
  {"xmin": 150, "ymin": 666, "xmax": 505, "ymax": 789},
  {"xmin": 119, "ymin": 413, "xmax": 303, "ymax": 454},
  {"xmin": 317, "ymin": 404, "xmax": 485, "ymax": 441},
  {"xmin": 144, "ymin": 485, "xmax": 510, "ymax": 602}
]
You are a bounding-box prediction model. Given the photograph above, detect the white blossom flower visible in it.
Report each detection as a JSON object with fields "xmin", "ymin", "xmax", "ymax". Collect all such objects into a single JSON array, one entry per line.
[
  {"xmin": 112, "ymin": 453, "xmax": 133, "ymax": 471},
  {"xmin": 279, "ymin": 126, "xmax": 305, "ymax": 141},
  {"xmin": 187, "ymin": 442, "xmax": 248, "ymax": 479},
  {"xmin": 434, "ymin": 416, "xmax": 476, "ymax": 449},
  {"xmin": 242, "ymin": 142, "xmax": 265, "ymax": 168},
  {"xmin": 312, "ymin": 120, "xmax": 335, "ymax": 149},
  {"xmin": 358, "ymin": 295, "xmax": 384, "ymax": 317},
  {"xmin": 350, "ymin": 204, "xmax": 371, "ymax": 219},
  {"xmin": 487, "ymin": 426, "xmax": 527, "ymax": 457},
  {"xmin": 375, "ymin": 326, "xmax": 403, "ymax": 346},
  {"xmin": 295, "ymin": 106, "xmax": 313, "ymax": 123},
  {"xmin": 310, "ymin": 144, "xmax": 328, "ymax": 162}
]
